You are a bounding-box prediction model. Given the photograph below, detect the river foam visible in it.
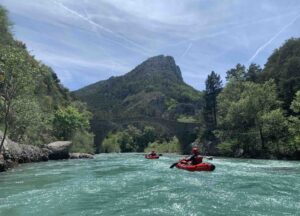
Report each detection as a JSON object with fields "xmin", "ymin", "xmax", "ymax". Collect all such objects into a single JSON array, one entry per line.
[{"xmin": 0, "ymin": 154, "xmax": 299, "ymax": 216}]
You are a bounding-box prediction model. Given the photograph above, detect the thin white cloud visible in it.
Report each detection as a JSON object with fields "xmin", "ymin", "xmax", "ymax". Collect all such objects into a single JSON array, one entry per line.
[
  {"xmin": 52, "ymin": 0, "xmax": 152, "ymax": 56},
  {"xmin": 180, "ymin": 43, "xmax": 193, "ymax": 59},
  {"xmin": 166, "ymin": 11, "xmax": 299, "ymax": 48},
  {"xmin": 38, "ymin": 51, "xmax": 130, "ymax": 72},
  {"xmin": 248, "ymin": 12, "xmax": 300, "ymax": 63}
]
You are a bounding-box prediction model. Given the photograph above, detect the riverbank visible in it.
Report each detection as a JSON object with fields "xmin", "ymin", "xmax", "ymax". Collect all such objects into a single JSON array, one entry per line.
[{"xmin": 0, "ymin": 132, "xmax": 93, "ymax": 172}]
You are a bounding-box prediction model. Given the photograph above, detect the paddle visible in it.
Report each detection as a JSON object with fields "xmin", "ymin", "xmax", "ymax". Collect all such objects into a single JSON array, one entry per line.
[
  {"xmin": 170, "ymin": 156, "xmax": 190, "ymax": 169},
  {"xmin": 169, "ymin": 162, "xmax": 178, "ymax": 168}
]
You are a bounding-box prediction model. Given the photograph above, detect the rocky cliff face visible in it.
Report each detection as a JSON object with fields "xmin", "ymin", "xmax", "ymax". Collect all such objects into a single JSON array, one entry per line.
[{"xmin": 126, "ymin": 55, "xmax": 183, "ymax": 83}]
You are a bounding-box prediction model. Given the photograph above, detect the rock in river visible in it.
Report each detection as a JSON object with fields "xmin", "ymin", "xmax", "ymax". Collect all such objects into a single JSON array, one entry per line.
[
  {"xmin": 45, "ymin": 141, "xmax": 72, "ymax": 160},
  {"xmin": 69, "ymin": 153, "xmax": 94, "ymax": 159}
]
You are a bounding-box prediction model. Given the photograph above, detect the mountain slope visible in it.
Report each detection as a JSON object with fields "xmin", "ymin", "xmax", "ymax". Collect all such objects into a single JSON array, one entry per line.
[{"xmin": 74, "ymin": 55, "xmax": 203, "ymax": 120}]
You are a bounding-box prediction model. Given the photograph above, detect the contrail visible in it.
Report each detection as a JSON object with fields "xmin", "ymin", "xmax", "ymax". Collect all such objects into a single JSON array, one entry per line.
[
  {"xmin": 165, "ymin": 11, "xmax": 299, "ymax": 48},
  {"xmin": 180, "ymin": 43, "xmax": 193, "ymax": 59},
  {"xmin": 52, "ymin": 0, "xmax": 151, "ymax": 56},
  {"xmin": 248, "ymin": 13, "xmax": 300, "ymax": 63}
]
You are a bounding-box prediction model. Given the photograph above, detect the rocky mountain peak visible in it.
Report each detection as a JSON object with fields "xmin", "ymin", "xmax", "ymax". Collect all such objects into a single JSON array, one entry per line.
[{"xmin": 128, "ymin": 55, "xmax": 183, "ymax": 82}]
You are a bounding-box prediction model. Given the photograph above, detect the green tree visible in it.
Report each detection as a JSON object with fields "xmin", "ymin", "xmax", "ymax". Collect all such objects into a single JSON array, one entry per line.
[
  {"xmin": 119, "ymin": 131, "xmax": 136, "ymax": 152},
  {"xmin": 0, "ymin": 46, "xmax": 35, "ymax": 152},
  {"xmin": 139, "ymin": 126, "xmax": 156, "ymax": 150},
  {"xmin": 144, "ymin": 136, "xmax": 180, "ymax": 153},
  {"xmin": 9, "ymin": 97, "xmax": 45, "ymax": 144},
  {"xmin": 225, "ymin": 64, "xmax": 246, "ymax": 82},
  {"xmin": 261, "ymin": 38, "xmax": 300, "ymax": 114},
  {"xmin": 261, "ymin": 109, "xmax": 288, "ymax": 155},
  {"xmin": 53, "ymin": 105, "xmax": 90, "ymax": 140},
  {"xmin": 102, "ymin": 132, "xmax": 120, "ymax": 153},
  {"xmin": 204, "ymin": 71, "xmax": 222, "ymax": 128},
  {"xmin": 291, "ymin": 90, "xmax": 300, "ymax": 113},
  {"xmin": 71, "ymin": 130, "xmax": 94, "ymax": 153},
  {"xmin": 217, "ymin": 80, "xmax": 284, "ymax": 156},
  {"xmin": 288, "ymin": 91, "xmax": 300, "ymax": 155},
  {"xmin": 245, "ymin": 63, "xmax": 262, "ymax": 82}
]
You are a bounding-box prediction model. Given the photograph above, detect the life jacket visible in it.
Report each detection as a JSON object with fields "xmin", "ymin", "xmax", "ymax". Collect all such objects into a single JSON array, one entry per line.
[
  {"xmin": 195, "ymin": 155, "xmax": 203, "ymax": 164},
  {"xmin": 192, "ymin": 155, "xmax": 203, "ymax": 165}
]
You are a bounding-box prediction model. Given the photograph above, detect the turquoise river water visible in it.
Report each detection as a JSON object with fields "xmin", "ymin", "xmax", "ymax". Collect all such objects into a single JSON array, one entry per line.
[{"xmin": 0, "ymin": 154, "xmax": 299, "ymax": 216}]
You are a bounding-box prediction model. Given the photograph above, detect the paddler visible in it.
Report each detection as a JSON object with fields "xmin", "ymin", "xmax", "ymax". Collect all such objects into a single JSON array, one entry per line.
[
  {"xmin": 185, "ymin": 147, "xmax": 203, "ymax": 165},
  {"xmin": 149, "ymin": 150, "xmax": 157, "ymax": 156}
]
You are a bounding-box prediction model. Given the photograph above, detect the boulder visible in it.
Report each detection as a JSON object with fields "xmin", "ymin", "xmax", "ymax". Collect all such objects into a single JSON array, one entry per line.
[
  {"xmin": 0, "ymin": 154, "xmax": 5, "ymax": 172},
  {"xmin": 0, "ymin": 131, "xmax": 95, "ymax": 172},
  {"xmin": 4, "ymin": 141, "xmax": 48, "ymax": 163},
  {"xmin": 69, "ymin": 153, "xmax": 94, "ymax": 159},
  {"xmin": 0, "ymin": 131, "xmax": 49, "ymax": 171},
  {"xmin": 45, "ymin": 141, "xmax": 72, "ymax": 160},
  {"xmin": 234, "ymin": 148, "xmax": 244, "ymax": 157}
]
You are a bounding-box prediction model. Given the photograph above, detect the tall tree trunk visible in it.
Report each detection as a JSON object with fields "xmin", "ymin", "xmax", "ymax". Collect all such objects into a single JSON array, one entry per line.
[
  {"xmin": 0, "ymin": 101, "xmax": 10, "ymax": 153},
  {"xmin": 213, "ymin": 97, "xmax": 217, "ymax": 127},
  {"xmin": 258, "ymin": 125, "xmax": 265, "ymax": 151}
]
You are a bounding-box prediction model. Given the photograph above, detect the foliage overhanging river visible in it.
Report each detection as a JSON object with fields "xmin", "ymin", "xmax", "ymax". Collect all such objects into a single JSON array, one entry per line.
[{"xmin": 0, "ymin": 154, "xmax": 299, "ymax": 216}]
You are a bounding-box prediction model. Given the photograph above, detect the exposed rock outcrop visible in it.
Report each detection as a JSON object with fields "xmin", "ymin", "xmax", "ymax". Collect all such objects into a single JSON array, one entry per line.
[
  {"xmin": 4, "ymin": 140, "xmax": 49, "ymax": 163},
  {"xmin": 0, "ymin": 131, "xmax": 49, "ymax": 171},
  {"xmin": 69, "ymin": 153, "xmax": 94, "ymax": 159},
  {"xmin": 45, "ymin": 141, "xmax": 72, "ymax": 160},
  {"xmin": 0, "ymin": 132, "xmax": 93, "ymax": 172}
]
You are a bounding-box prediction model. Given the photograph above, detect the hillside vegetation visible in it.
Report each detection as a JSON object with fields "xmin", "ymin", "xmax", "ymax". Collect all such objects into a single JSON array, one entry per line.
[
  {"xmin": 74, "ymin": 55, "xmax": 204, "ymax": 153},
  {"xmin": 74, "ymin": 55, "xmax": 203, "ymax": 121},
  {"xmin": 0, "ymin": 6, "xmax": 93, "ymax": 153}
]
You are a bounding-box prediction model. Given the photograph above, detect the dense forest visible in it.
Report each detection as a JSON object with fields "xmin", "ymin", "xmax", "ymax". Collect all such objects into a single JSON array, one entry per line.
[
  {"xmin": 202, "ymin": 39, "xmax": 300, "ymax": 159},
  {"xmin": 0, "ymin": 6, "xmax": 94, "ymax": 153}
]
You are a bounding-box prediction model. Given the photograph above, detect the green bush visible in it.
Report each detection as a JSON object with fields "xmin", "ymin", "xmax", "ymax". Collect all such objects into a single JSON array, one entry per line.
[
  {"xmin": 70, "ymin": 130, "xmax": 94, "ymax": 153},
  {"xmin": 144, "ymin": 136, "xmax": 180, "ymax": 153},
  {"xmin": 102, "ymin": 132, "xmax": 121, "ymax": 153},
  {"xmin": 53, "ymin": 105, "xmax": 90, "ymax": 140},
  {"xmin": 177, "ymin": 115, "xmax": 197, "ymax": 123},
  {"xmin": 217, "ymin": 141, "xmax": 234, "ymax": 156}
]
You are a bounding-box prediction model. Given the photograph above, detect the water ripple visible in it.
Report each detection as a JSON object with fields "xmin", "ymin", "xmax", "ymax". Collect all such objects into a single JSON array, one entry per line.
[{"xmin": 0, "ymin": 154, "xmax": 299, "ymax": 216}]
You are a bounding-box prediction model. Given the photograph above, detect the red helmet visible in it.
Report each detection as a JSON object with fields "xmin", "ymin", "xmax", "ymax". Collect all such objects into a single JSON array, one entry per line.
[{"xmin": 192, "ymin": 147, "xmax": 199, "ymax": 154}]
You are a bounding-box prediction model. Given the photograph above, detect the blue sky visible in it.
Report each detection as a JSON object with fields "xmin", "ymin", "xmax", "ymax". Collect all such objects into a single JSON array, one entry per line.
[{"xmin": 0, "ymin": 0, "xmax": 300, "ymax": 90}]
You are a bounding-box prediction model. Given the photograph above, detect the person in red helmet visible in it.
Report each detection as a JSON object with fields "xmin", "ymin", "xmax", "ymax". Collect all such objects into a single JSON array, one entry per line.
[
  {"xmin": 186, "ymin": 147, "xmax": 203, "ymax": 165},
  {"xmin": 150, "ymin": 150, "xmax": 157, "ymax": 156}
]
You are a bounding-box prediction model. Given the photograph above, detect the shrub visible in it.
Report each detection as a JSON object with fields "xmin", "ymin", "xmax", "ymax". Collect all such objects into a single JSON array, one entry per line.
[{"xmin": 70, "ymin": 130, "xmax": 94, "ymax": 153}]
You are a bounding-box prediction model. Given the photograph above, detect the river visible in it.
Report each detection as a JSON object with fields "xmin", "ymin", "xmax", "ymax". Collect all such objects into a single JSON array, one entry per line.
[{"xmin": 0, "ymin": 154, "xmax": 299, "ymax": 216}]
